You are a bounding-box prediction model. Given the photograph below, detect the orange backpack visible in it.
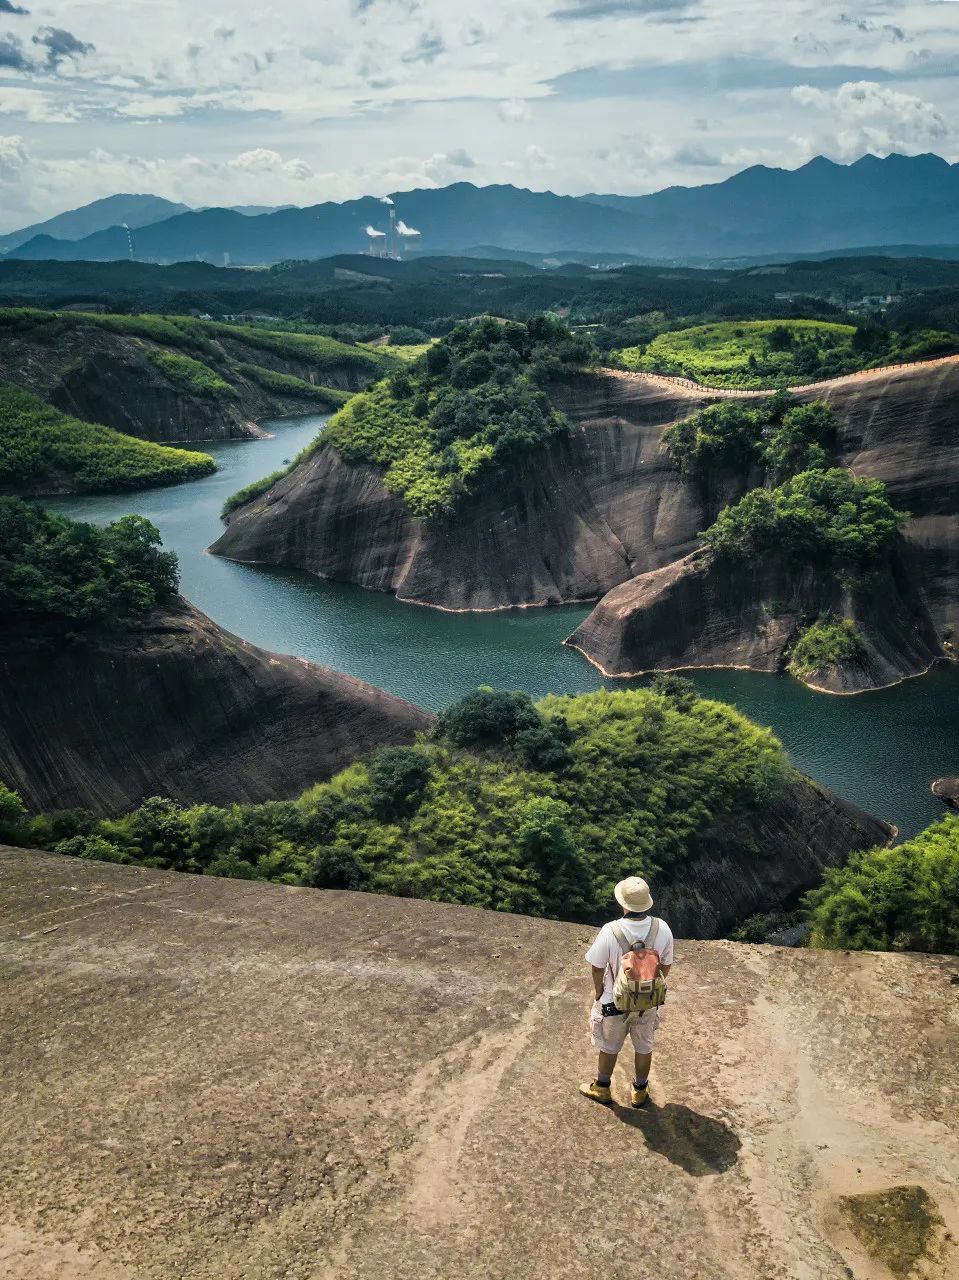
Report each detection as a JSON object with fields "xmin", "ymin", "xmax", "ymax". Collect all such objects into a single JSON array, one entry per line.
[{"xmin": 610, "ymin": 919, "xmax": 666, "ymax": 1015}]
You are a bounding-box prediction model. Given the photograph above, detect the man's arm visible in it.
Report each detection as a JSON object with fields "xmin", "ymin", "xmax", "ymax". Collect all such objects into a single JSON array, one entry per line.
[
  {"xmin": 658, "ymin": 963, "xmax": 671, "ymax": 979},
  {"xmin": 591, "ymin": 965, "xmax": 605, "ymax": 1001}
]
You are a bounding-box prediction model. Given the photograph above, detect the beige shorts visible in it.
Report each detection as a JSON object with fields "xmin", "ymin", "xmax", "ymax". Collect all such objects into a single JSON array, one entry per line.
[{"xmin": 590, "ymin": 1000, "xmax": 661, "ymax": 1055}]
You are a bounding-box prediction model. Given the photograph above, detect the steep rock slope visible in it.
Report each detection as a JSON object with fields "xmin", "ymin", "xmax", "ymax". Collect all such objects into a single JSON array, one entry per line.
[
  {"xmin": 0, "ymin": 312, "xmax": 382, "ymax": 444},
  {"xmin": 572, "ymin": 359, "xmax": 959, "ymax": 687},
  {"xmin": 2, "ymin": 850, "xmax": 957, "ymax": 1280},
  {"xmin": 212, "ymin": 372, "xmax": 737, "ymax": 610},
  {"xmin": 0, "ymin": 599, "xmax": 432, "ymax": 814},
  {"xmin": 651, "ymin": 772, "xmax": 890, "ymax": 936},
  {"xmin": 212, "ymin": 358, "xmax": 959, "ymax": 621}
]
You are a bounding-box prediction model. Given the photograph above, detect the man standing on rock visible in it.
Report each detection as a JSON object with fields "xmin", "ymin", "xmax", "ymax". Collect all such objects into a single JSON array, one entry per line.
[{"xmin": 580, "ymin": 876, "xmax": 674, "ymax": 1108}]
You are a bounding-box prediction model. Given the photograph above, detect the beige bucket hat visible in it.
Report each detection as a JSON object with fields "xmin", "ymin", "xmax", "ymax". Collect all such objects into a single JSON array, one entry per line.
[{"xmin": 614, "ymin": 876, "xmax": 653, "ymax": 913}]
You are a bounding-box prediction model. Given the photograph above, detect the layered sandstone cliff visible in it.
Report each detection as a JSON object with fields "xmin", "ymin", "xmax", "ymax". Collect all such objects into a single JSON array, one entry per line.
[
  {"xmin": 571, "ymin": 360, "xmax": 959, "ymax": 689},
  {"xmin": 2, "ymin": 850, "xmax": 956, "ymax": 1280},
  {"xmin": 0, "ymin": 599, "xmax": 432, "ymax": 814},
  {"xmin": 211, "ymin": 372, "xmax": 744, "ymax": 610},
  {"xmin": 211, "ymin": 360, "xmax": 959, "ymax": 623},
  {"xmin": 568, "ymin": 546, "xmax": 945, "ymax": 693}
]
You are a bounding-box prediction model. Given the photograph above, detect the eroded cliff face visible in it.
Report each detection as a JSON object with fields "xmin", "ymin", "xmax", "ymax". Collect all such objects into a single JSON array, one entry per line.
[
  {"xmin": 807, "ymin": 358, "xmax": 959, "ymax": 637},
  {"xmin": 0, "ymin": 319, "xmax": 366, "ymax": 443},
  {"xmin": 654, "ymin": 774, "xmax": 891, "ymax": 936},
  {"xmin": 0, "ymin": 599, "xmax": 432, "ymax": 814},
  {"xmin": 571, "ymin": 360, "xmax": 959, "ymax": 690},
  {"xmin": 568, "ymin": 546, "xmax": 945, "ymax": 693},
  {"xmin": 212, "ymin": 372, "xmax": 747, "ymax": 610}
]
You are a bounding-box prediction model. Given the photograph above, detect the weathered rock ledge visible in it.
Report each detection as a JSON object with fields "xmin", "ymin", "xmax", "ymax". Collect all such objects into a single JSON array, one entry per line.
[
  {"xmin": 1, "ymin": 849, "xmax": 956, "ymax": 1280},
  {"xmin": 568, "ymin": 546, "xmax": 947, "ymax": 695},
  {"xmin": 0, "ymin": 599, "xmax": 432, "ymax": 814}
]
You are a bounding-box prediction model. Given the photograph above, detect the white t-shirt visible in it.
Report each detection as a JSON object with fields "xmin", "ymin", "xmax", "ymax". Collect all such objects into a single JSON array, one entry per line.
[{"xmin": 584, "ymin": 916, "xmax": 675, "ymax": 1004}]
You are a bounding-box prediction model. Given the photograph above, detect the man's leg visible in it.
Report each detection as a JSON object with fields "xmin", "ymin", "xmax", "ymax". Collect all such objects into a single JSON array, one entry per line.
[
  {"xmin": 634, "ymin": 1051, "xmax": 652, "ymax": 1088},
  {"xmin": 597, "ymin": 1050, "xmax": 618, "ymax": 1086},
  {"xmin": 629, "ymin": 1013, "xmax": 660, "ymax": 1107}
]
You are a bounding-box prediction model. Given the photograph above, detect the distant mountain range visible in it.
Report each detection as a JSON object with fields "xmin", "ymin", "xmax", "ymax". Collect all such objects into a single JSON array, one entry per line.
[
  {"xmin": 3, "ymin": 154, "xmax": 958, "ymax": 267},
  {"xmin": 0, "ymin": 194, "xmax": 190, "ymax": 255}
]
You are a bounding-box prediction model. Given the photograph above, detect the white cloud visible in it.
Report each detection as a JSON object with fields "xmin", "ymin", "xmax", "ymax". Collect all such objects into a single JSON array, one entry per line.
[
  {"xmin": 227, "ymin": 148, "xmax": 314, "ymax": 180},
  {"xmin": 0, "ymin": 134, "xmax": 29, "ymax": 180},
  {"xmin": 499, "ymin": 98, "xmax": 532, "ymax": 123},
  {"xmin": 0, "ymin": 87, "xmax": 80, "ymax": 123},
  {"xmin": 792, "ymin": 80, "xmax": 950, "ymax": 158},
  {"xmin": 0, "ymin": 1, "xmax": 956, "ymax": 225}
]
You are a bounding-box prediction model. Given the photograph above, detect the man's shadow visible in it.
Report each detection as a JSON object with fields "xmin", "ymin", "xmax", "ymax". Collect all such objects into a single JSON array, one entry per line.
[{"xmin": 611, "ymin": 1099, "xmax": 741, "ymax": 1176}]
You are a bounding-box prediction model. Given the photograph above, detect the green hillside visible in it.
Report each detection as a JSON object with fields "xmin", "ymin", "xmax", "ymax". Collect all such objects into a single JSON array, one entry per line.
[
  {"xmin": 0, "ymin": 382, "xmax": 215, "ymax": 495},
  {"xmin": 615, "ymin": 318, "xmax": 956, "ymax": 388}
]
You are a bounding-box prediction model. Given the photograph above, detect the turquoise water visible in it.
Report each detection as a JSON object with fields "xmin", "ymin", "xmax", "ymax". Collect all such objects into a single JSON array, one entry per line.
[{"xmin": 48, "ymin": 415, "xmax": 958, "ymax": 838}]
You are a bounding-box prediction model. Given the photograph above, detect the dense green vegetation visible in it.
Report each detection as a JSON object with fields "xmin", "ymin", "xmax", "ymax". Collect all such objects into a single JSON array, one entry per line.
[
  {"xmin": 0, "ymin": 681, "xmax": 794, "ymax": 923},
  {"xmin": 145, "ymin": 349, "xmax": 235, "ymax": 398},
  {"xmin": 0, "ymin": 499, "xmax": 178, "ymax": 636},
  {"xmin": 322, "ymin": 316, "xmax": 595, "ymax": 518},
  {"xmin": 200, "ymin": 320, "xmax": 394, "ymax": 379},
  {"xmin": 788, "ymin": 618, "xmax": 865, "ymax": 677},
  {"xmin": 0, "ymin": 307, "xmax": 395, "ymax": 387},
  {"xmin": 5, "ymin": 254, "xmax": 959, "ymax": 346},
  {"xmin": 235, "ymin": 362, "xmax": 351, "ymax": 408},
  {"xmin": 701, "ymin": 468, "xmax": 905, "ymax": 573},
  {"xmin": 805, "ymin": 816, "xmax": 959, "ymax": 953},
  {"xmin": 0, "ymin": 382, "xmax": 215, "ymax": 495},
  {"xmin": 222, "ymin": 467, "xmax": 291, "ymax": 516},
  {"xmin": 615, "ymin": 319, "xmax": 957, "ymax": 388},
  {"xmin": 664, "ymin": 392, "xmax": 836, "ymax": 482},
  {"xmin": 618, "ymin": 320, "xmax": 858, "ymax": 387}
]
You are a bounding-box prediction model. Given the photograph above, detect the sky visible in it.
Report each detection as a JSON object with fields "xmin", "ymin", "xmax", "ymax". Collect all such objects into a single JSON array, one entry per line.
[{"xmin": 0, "ymin": 0, "xmax": 957, "ymax": 231}]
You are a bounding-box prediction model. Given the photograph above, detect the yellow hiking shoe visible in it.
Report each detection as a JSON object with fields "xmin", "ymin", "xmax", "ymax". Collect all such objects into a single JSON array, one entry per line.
[
  {"xmin": 630, "ymin": 1083, "xmax": 649, "ymax": 1108},
  {"xmin": 579, "ymin": 1080, "xmax": 613, "ymax": 1105}
]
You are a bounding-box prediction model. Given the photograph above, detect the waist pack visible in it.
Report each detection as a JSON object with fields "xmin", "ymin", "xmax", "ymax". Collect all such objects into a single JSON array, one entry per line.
[{"xmin": 610, "ymin": 919, "xmax": 667, "ymax": 1015}]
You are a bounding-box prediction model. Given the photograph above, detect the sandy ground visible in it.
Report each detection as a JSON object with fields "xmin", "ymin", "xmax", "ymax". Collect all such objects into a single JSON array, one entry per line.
[{"xmin": 2, "ymin": 847, "xmax": 958, "ymax": 1280}]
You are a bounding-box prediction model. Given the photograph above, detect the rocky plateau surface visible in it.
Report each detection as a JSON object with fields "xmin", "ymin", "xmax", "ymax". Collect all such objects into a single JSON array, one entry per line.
[{"xmin": 2, "ymin": 850, "xmax": 957, "ymax": 1280}]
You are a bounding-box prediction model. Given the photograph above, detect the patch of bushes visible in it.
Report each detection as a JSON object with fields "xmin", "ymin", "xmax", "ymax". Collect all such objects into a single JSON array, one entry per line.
[
  {"xmin": 0, "ymin": 498, "xmax": 178, "ymax": 636},
  {"xmin": 663, "ymin": 391, "xmax": 836, "ymax": 482},
  {"xmin": 145, "ymin": 349, "xmax": 235, "ymax": 399},
  {"xmin": 617, "ymin": 319, "xmax": 859, "ymax": 388},
  {"xmin": 2, "ymin": 684, "xmax": 794, "ymax": 924},
  {"xmin": 235, "ymin": 362, "xmax": 351, "ymax": 407},
  {"xmin": 805, "ymin": 816, "xmax": 959, "ymax": 953},
  {"xmin": 0, "ymin": 381, "xmax": 215, "ymax": 495},
  {"xmin": 617, "ymin": 318, "xmax": 958, "ymax": 389},
  {"xmin": 701, "ymin": 467, "xmax": 905, "ymax": 574},
  {"xmin": 322, "ymin": 315, "xmax": 595, "ymax": 518},
  {"xmin": 788, "ymin": 618, "xmax": 865, "ymax": 677}
]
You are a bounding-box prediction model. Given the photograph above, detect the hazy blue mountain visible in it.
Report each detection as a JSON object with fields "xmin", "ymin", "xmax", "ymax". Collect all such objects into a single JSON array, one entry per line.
[
  {"xmin": 7, "ymin": 154, "xmax": 959, "ymax": 266},
  {"xmin": 583, "ymin": 153, "xmax": 959, "ymax": 257},
  {"xmin": 0, "ymin": 194, "xmax": 191, "ymax": 255}
]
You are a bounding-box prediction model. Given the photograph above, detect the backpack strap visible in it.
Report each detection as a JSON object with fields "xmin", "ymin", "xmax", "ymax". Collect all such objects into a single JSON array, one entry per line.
[
  {"xmin": 645, "ymin": 917, "xmax": 662, "ymax": 955},
  {"xmin": 609, "ymin": 922, "xmax": 633, "ymax": 954}
]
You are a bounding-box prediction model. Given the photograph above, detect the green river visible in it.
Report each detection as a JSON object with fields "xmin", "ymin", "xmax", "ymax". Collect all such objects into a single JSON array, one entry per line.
[{"xmin": 48, "ymin": 414, "xmax": 958, "ymax": 839}]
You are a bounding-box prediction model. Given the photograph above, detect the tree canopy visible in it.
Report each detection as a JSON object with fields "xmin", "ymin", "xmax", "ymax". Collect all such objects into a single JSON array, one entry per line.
[{"xmin": 0, "ymin": 498, "xmax": 178, "ymax": 636}]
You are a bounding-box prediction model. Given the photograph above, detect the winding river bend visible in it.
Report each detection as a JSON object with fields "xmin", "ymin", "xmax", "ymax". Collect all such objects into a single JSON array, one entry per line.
[{"xmin": 48, "ymin": 414, "xmax": 958, "ymax": 839}]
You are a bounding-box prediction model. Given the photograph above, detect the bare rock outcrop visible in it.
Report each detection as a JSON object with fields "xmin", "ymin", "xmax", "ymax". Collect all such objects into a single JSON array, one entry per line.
[
  {"xmin": 2, "ymin": 850, "xmax": 956, "ymax": 1280},
  {"xmin": 568, "ymin": 546, "xmax": 945, "ymax": 694},
  {"xmin": 0, "ymin": 599, "xmax": 432, "ymax": 814},
  {"xmin": 571, "ymin": 360, "xmax": 959, "ymax": 690},
  {"xmin": 211, "ymin": 371, "xmax": 744, "ymax": 610}
]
